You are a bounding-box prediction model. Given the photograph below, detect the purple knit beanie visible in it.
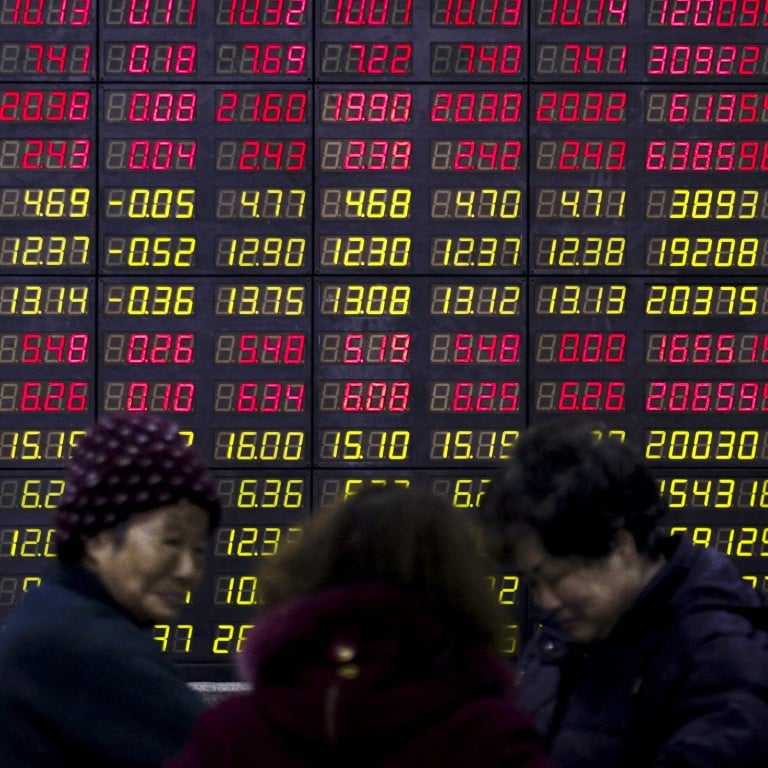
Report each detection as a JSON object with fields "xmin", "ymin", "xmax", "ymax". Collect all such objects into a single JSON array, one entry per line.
[{"xmin": 54, "ymin": 413, "xmax": 220, "ymax": 561}]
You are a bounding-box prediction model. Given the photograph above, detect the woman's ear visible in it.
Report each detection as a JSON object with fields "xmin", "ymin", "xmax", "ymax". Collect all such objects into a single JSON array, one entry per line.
[{"xmin": 82, "ymin": 529, "xmax": 115, "ymax": 568}]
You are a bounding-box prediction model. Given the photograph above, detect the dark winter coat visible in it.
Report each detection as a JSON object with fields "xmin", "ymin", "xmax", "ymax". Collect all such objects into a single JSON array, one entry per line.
[
  {"xmin": 0, "ymin": 562, "xmax": 205, "ymax": 767},
  {"xmin": 164, "ymin": 582, "xmax": 554, "ymax": 768},
  {"xmin": 518, "ymin": 535, "xmax": 768, "ymax": 768}
]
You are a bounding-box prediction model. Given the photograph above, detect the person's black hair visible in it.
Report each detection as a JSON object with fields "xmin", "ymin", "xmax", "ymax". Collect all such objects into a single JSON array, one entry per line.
[{"xmin": 480, "ymin": 419, "xmax": 668, "ymax": 562}]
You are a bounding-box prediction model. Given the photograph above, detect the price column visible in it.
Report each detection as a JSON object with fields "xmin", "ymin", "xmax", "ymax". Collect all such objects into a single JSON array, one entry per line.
[
  {"xmin": 0, "ymin": 4, "xmax": 96, "ymax": 464},
  {"xmin": 315, "ymin": 0, "xmax": 420, "ymax": 479},
  {"xmin": 0, "ymin": 3, "xmax": 93, "ymax": 643},
  {"xmin": 531, "ymin": 3, "xmax": 633, "ymax": 447},
  {"xmin": 98, "ymin": 3, "xmax": 207, "ymax": 464},
  {"xmin": 208, "ymin": 78, "xmax": 312, "ymax": 479},
  {"xmin": 423, "ymin": 1, "xmax": 527, "ymax": 650},
  {"xmin": 647, "ymin": 2, "xmax": 768, "ymax": 601},
  {"xmin": 528, "ymin": 74, "xmax": 640, "ymax": 440}
]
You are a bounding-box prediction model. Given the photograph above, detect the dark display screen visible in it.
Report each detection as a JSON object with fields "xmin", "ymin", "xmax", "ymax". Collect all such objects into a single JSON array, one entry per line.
[{"xmin": 1, "ymin": 0, "xmax": 767, "ymax": 678}]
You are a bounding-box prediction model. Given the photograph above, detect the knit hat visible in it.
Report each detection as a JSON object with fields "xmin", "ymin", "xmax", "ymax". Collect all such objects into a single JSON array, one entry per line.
[{"xmin": 54, "ymin": 413, "xmax": 220, "ymax": 561}]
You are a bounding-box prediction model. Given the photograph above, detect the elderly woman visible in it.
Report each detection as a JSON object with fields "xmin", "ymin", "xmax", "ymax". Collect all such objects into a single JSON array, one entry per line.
[{"xmin": 0, "ymin": 413, "xmax": 221, "ymax": 768}]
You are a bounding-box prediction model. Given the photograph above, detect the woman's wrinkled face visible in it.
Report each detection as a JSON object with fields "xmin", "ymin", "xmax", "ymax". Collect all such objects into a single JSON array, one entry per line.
[
  {"xmin": 513, "ymin": 530, "xmax": 645, "ymax": 644},
  {"xmin": 84, "ymin": 503, "xmax": 209, "ymax": 625}
]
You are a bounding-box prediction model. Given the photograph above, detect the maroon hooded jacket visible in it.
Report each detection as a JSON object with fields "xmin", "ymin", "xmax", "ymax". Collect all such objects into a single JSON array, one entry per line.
[{"xmin": 164, "ymin": 583, "xmax": 554, "ymax": 768}]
